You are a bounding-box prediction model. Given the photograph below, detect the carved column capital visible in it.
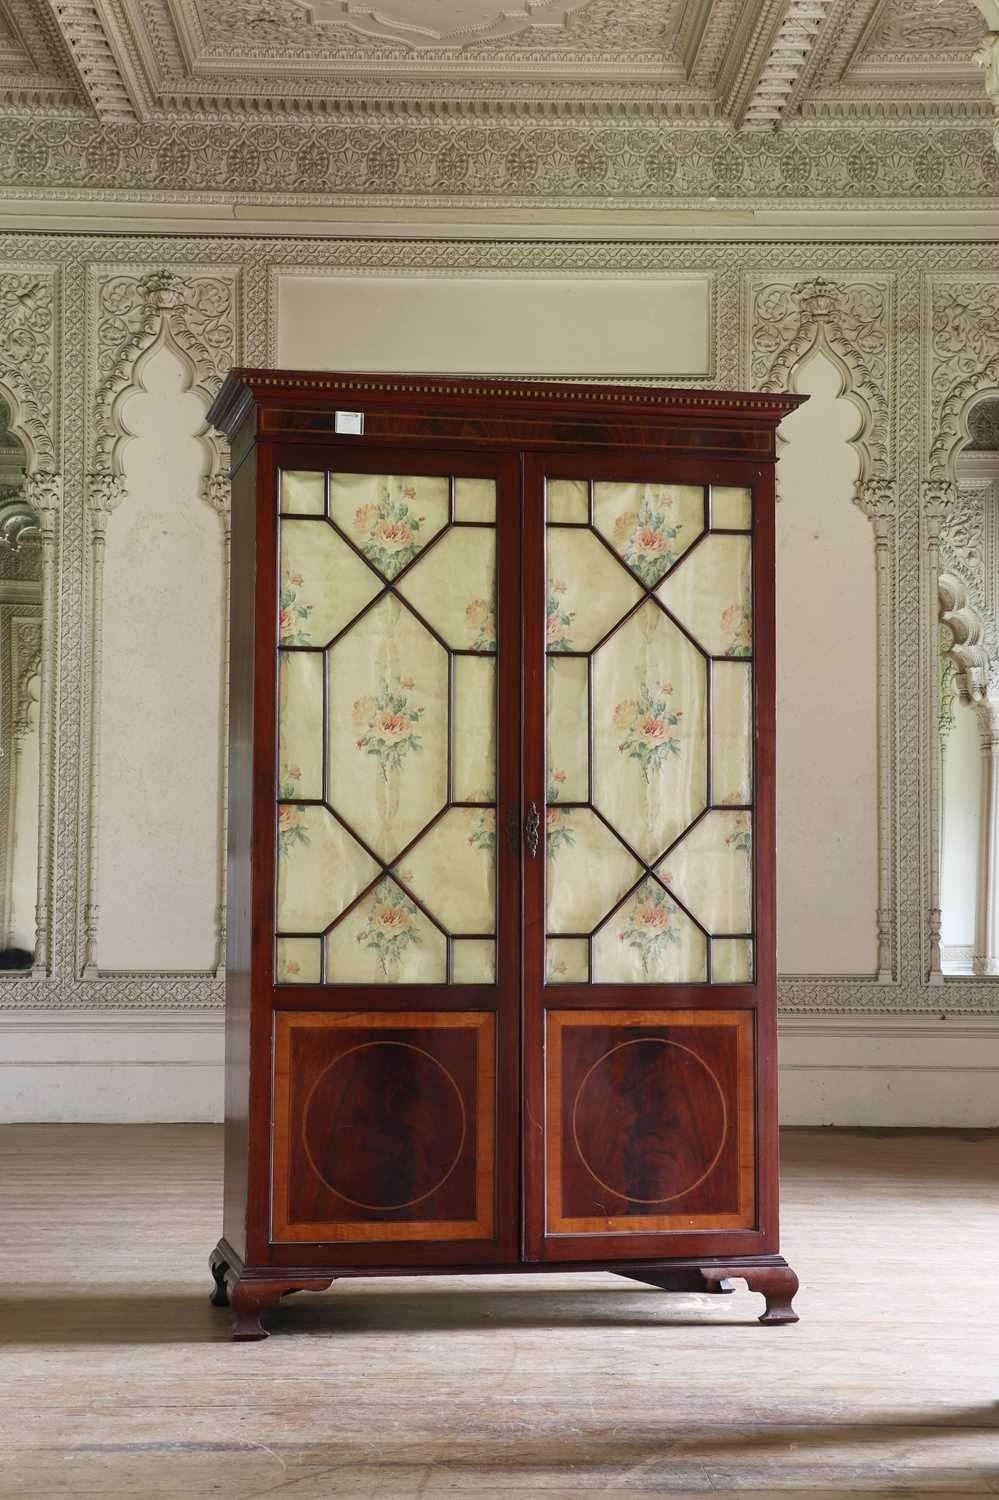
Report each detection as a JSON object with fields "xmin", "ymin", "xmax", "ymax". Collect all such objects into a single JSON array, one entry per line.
[
  {"xmin": 24, "ymin": 471, "xmax": 62, "ymax": 517},
  {"xmin": 923, "ymin": 479, "xmax": 957, "ymax": 544},
  {"xmin": 856, "ymin": 477, "xmax": 896, "ymax": 546},
  {"xmin": 974, "ymin": 696, "xmax": 999, "ymax": 748}
]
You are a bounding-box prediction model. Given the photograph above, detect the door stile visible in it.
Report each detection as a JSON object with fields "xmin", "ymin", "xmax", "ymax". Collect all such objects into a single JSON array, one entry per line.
[{"xmin": 521, "ymin": 454, "xmax": 548, "ymax": 1262}]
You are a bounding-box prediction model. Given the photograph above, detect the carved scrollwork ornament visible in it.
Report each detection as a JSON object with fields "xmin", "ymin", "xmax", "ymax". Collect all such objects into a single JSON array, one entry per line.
[
  {"xmin": 922, "ymin": 479, "xmax": 957, "ymax": 543},
  {"xmin": 972, "ymin": 29, "xmax": 999, "ymax": 157}
]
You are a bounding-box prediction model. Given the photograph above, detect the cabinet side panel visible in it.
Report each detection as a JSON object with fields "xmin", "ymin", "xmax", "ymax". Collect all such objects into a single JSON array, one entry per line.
[{"xmin": 223, "ymin": 439, "xmax": 258, "ymax": 1260}]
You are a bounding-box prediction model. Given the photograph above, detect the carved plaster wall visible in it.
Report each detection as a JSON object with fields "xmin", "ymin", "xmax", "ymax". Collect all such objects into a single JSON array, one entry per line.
[
  {"xmin": 83, "ymin": 263, "xmax": 235, "ymax": 980},
  {"xmin": 0, "ymin": 232, "xmax": 995, "ymax": 1017},
  {"xmin": 924, "ymin": 276, "xmax": 999, "ymax": 979}
]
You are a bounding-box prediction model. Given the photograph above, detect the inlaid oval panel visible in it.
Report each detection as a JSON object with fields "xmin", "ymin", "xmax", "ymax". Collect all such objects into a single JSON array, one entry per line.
[
  {"xmin": 571, "ymin": 1037, "xmax": 727, "ymax": 1204},
  {"xmin": 303, "ymin": 1040, "xmax": 466, "ymax": 1211}
]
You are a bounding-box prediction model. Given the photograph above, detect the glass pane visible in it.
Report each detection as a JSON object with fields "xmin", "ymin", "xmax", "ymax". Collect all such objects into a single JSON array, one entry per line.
[
  {"xmin": 546, "ymin": 938, "xmax": 588, "ymax": 983},
  {"xmin": 327, "ymin": 593, "xmax": 448, "ymax": 864},
  {"xmin": 593, "ymin": 877, "xmax": 707, "ymax": 983},
  {"xmin": 713, "ymin": 937, "xmax": 753, "ymax": 983},
  {"xmin": 280, "ymin": 469, "xmax": 325, "ymax": 515},
  {"xmin": 280, "ymin": 519, "xmax": 380, "ymax": 647},
  {"xmin": 396, "ymin": 807, "xmax": 496, "ymax": 934},
  {"xmin": 545, "ymin": 471, "xmax": 754, "ymax": 987},
  {"xmin": 276, "ymin": 937, "xmax": 321, "ymax": 983},
  {"xmin": 276, "ymin": 806, "xmax": 379, "ymax": 933},
  {"xmin": 452, "ymin": 656, "xmax": 495, "ymax": 802},
  {"xmin": 547, "ymin": 528, "xmax": 643, "ymax": 652},
  {"xmin": 593, "ymin": 481, "xmax": 704, "ymax": 586},
  {"xmin": 592, "ymin": 600, "xmax": 706, "ymax": 863},
  {"xmin": 546, "ymin": 656, "xmax": 588, "ymax": 803},
  {"xmin": 547, "ymin": 478, "xmax": 588, "ymax": 523},
  {"xmin": 452, "ymin": 938, "xmax": 495, "ymax": 983},
  {"xmin": 547, "ymin": 808, "xmax": 642, "ymax": 935},
  {"xmin": 713, "ymin": 661, "xmax": 752, "ymax": 806},
  {"xmin": 656, "ymin": 534, "xmax": 752, "ymax": 658},
  {"xmin": 278, "ymin": 469, "xmax": 499, "ymax": 987},
  {"xmin": 396, "ymin": 528, "xmax": 496, "ymax": 651},
  {"xmin": 330, "ymin": 472, "xmax": 449, "ymax": 579},
  {"xmin": 656, "ymin": 811, "xmax": 752, "ymax": 935},
  {"xmin": 325, "ymin": 875, "xmax": 446, "ymax": 983},
  {"xmin": 454, "ymin": 477, "xmax": 495, "ymax": 522},
  {"xmin": 278, "ymin": 650, "xmax": 323, "ymax": 800},
  {"xmin": 712, "ymin": 485, "xmax": 752, "ymax": 530}
]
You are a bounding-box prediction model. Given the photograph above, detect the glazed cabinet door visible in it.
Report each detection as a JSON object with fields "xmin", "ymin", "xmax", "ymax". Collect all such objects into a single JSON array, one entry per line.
[
  {"xmin": 264, "ymin": 449, "xmax": 520, "ymax": 1266},
  {"xmin": 521, "ymin": 453, "xmax": 776, "ymax": 1263}
]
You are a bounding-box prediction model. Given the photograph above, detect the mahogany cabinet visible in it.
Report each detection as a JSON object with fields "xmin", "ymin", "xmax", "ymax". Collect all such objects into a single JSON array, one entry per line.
[{"xmin": 207, "ymin": 368, "xmax": 804, "ymax": 1341}]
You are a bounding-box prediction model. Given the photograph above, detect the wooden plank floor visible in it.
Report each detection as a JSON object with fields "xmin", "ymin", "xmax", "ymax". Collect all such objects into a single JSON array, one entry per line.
[{"xmin": 1, "ymin": 1126, "xmax": 997, "ymax": 1499}]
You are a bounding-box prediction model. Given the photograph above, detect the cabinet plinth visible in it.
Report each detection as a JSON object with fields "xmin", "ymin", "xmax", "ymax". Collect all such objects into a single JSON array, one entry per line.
[{"xmin": 207, "ymin": 368, "xmax": 804, "ymax": 1341}]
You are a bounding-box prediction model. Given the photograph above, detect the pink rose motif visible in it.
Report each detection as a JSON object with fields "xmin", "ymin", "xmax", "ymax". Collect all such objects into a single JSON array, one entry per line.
[
  {"xmin": 354, "ymin": 503, "xmax": 379, "ymax": 533},
  {"xmin": 633, "ymin": 527, "xmax": 668, "ymax": 558},
  {"xmin": 351, "ymin": 694, "xmax": 378, "ymax": 726},
  {"xmin": 465, "ymin": 598, "xmax": 495, "ymax": 634},
  {"xmin": 614, "ymin": 510, "xmax": 639, "ymax": 541},
  {"xmin": 290, "ymin": 573, "xmax": 303, "ymax": 586},
  {"xmin": 289, "ymin": 765, "xmax": 301, "ymax": 779},
  {"xmin": 401, "ymin": 677, "xmax": 414, "ymax": 690},
  {"xmin": 373, "ymin": 903, "xmax": 412, "ymax": 932},
  {"xmin": 546, "ymin": 613, "xmax": 561, "ymax": 640},
  {"xmin": 613, "ymin": 699, "xmax": 639, "ymax": 729},
  {"xmin": 722, "ymin": 604, "xmax": 752, "ymax": 644},
  {"xmin": 637, "ymin": 715, "xmax": 675, "ymax": 746},
  {"xmin": 279, "ymin": 607, "xmax": 294, "ymax": 635},
  {"xmin": 285, "ymin": 960, "xmax": 300, "ymax": 975},
  {"xmin": 374, "ymin": 710, "xmax": 409, "ymax": 740},
  {"xmin": 403, "ymin": 486, "xmax": 416, "ymax": 499},
  {"xmin": 634, "ymin": 903, "xmax": 669, "ymax": 930},
  {"xmin": 374, "ymin": 519, "xmax": 413, "ymax": 551},
  {"xmin": 553, "ymin": 769, "xmax": 567, "ymax": 784},
  {"xmin": 553, "ymin": 579, "xmax": 568, "ymax": 594}
]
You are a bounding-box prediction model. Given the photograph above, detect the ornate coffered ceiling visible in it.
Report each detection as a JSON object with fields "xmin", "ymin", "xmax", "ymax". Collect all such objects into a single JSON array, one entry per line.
[{"xmin": 0, "ymin": 0, "xmax": 994, "ymax": 205}]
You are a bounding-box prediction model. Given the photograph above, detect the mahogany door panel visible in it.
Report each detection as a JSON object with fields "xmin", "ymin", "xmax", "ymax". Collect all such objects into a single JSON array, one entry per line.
[
  {"xmin": 272, "ymin": 1011, "xmax": 495, "ymax": 1246},
  {"xmin": 546, "ymin": 1009, "xmax": 755, "ymax": 1237}
]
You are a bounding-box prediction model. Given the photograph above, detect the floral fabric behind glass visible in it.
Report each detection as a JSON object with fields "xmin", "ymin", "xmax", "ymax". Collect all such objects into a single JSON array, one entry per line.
[
  {"xmin": 545, "ymin": 474, "xmax": 754, "ymax": 986},
  {"xmin": 276, "ymin": 472, "xmax": 498, "ymax": 985},
  {"xmin": 593, "ymin": 481, "xmax": 704, "ymax": 585}
]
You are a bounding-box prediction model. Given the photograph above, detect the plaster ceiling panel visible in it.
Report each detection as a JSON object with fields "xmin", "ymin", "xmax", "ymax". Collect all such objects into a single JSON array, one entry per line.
[
  {"xmin": 304, "ymin": 0, "xmax": 595, "ymax": 48},
  {"xmin": 859, "ymin": 0, "xmax": 986, "ymax": 62},
  {"xmin": 182, "ymin": 0, "xmax": 687, "ymax": 68},
  {"xmin": 0, "ymin": 0, "xmax": 88, "ymax": 112}
]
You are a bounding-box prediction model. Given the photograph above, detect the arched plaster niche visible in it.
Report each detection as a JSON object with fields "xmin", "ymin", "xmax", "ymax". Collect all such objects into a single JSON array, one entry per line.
[
  {"xmin": 775, "ymin": 348, "xmax": 879, "ymax": 975},
  {"xmin": 94, "ymin": 327, "xmax": 224, "ymax": 972},
  {"xmin": 0, "ymin": 364, "xmax": 59, "ymax": 978},
  {"xmin": 935, "ymin": 393, "xmax": 999, "ymax": 977}
]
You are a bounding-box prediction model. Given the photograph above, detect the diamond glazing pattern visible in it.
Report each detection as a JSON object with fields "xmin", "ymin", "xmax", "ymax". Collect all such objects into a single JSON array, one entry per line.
[
  {"xmin": 275, "ymin": 469, "xmax": 499, "ymax": 986},
  {"xmin": 545, "ymin": 477, "xmax": 754, "ymax": 987}
]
